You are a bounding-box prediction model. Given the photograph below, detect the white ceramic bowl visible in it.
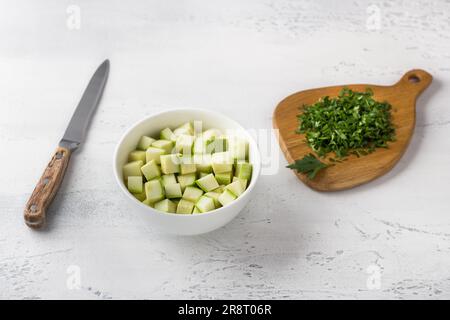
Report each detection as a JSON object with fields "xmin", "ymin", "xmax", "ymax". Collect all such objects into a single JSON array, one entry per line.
[{"xmin": 113, "ymin": 108, "xmax": 261, "ymax": 235}]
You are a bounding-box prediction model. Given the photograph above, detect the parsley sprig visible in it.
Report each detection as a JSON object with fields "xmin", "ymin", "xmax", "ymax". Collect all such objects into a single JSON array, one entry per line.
[{"xmin": 287, "ymin": 153, "xmax": 328, "ymax": 180}]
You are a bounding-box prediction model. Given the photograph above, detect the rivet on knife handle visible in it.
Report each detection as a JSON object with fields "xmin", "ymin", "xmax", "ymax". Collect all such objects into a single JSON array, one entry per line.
[{"xmin": 24, "ymin": 147, "xmax": 72, "ymax": 228}]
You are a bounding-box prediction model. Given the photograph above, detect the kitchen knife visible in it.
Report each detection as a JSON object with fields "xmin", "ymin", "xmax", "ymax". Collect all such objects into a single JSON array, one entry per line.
[{"xmin": 24, "ymin": 59, "xmax": 110, "ymax": 228}]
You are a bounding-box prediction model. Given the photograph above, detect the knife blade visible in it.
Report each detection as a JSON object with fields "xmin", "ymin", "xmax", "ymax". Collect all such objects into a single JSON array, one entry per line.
[
  {"xmin": 60, "ymin": 59, "xmax": 110, "ymax": 150},
  {"xmin": 24, "ymin": 60, "xmax": 110, "ymax": 229}
]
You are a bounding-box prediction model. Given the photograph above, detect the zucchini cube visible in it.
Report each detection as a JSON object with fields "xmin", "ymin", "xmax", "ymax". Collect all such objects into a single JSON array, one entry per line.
[
  {"xmin": 175, "ymin": 134, "xmax": 195, "ymax": 154},
  {"xmin": 161, "ymin": 174, "xmax": 177, "ymax": 186},
  {"xmin": 137, "ymin": 136, "xmax": 156, "ymax": 150},
  {"xmin": 140, "ymin": 160, "xmax": 161, "ymax": 181},
  {"xmin": 133, "ymin": 191, "xmax": 147, "ymax": 202},
  {"xmin": 176, "ymin": 199, "xmax": 194, "ymax": 214},
  {"xmin": 193, "ymin": 120, "xmax": 204, "ymax": 136},
  {"xmin": 165, "ymin": 183, "xmax": 182, "ymax": 199},
  {"xmin": 152, "ymin": 139, "xmax": 174, "ymax": 154},
  {"xmin": 127, "ymin": 176, "xmax": 143, "ymax": 194},
  {"xmin": 142, "ymin": 198, "xmax": 154, "ymax": 207},
  {"xmin": 160, "ymin": 154, "xmax": 181, "ymax": 174},
  {"xmin": 202, "ymin": 128, "xmax": 222, "ymax": 142},
  {"xmin": 218, "ymin": 189, "xmax": 237, "ymax": 206},
  {"xmin": 215, "ymin": 171, "xmax": 232, "ymax": 185},
  {"xmin": 193, "ymin": 136, "xmax": 208, "ymax": 154},
  {"xmin": 195, "ymin": 173, "xmax": 219, "ymax": 192},
  {"xmin": 180, "ymin": 156, "xmax": 197, "ymax": 175},
  {"xmin": 235, "ymin": 162, "xmax": 252, "ymax": 180},
  {"xmin": 225, "ymin": 180, "xmax": 244, "ymax": 197},
  {"xmin": 228, "ymin": 137, "xmax": 248, "ymax": 160},
  {"xmin": 182, "ymin": 186, "xmax": 204, "ymax": 203},
  {"xmin": 196, "ymin": 196, "xmax": 215, "ymax": 213},
  {"xmin": 154, "ymin": 199, "xmax": 177, "ymax": 213},
  {"xmin": 177, "ymin": 173, "xmax": 196, "ymax": 192},
  {"xmin": 193, "ymin": 154, "xmax": 212, "ymax": 173},
  {"xmin": 128, "ymin": 150, "xmax": 146, "ymax": 163},
  {"xmin": 204, "ymin": 191, "xmax": 222, "ymax": 208},
  {"xmin": 206, "ymin": 136, "xmax": 228, "ymax": 153},
  {"xmin": 193, "ymin": 206, "xmax": 201, "ymax": 214},
  {"xmin": 215, "ymin": 185, "xmax": 226, "ymax": 193},
  {"xmin": 211, "ymin": 151, "xmax": 233, "ymax": 174},
  {"xmin": 198, "ymin": 172, "xmax": 208, "ymax": 178},
  {"xmin": 146, "ymin": 147, "xmax": 165, "ymax": 164},
  {"xmin": 160, "ymin": 128, "xmax": 177, "ymax": 142},
  {"xmin": 144, "ymin": 179, "xmax": 165, "ymax": 204},
  {"xmin": 233, "ymin": 176, "xmax": 248, "ymax": 190},
  {"xmin": 123, "ymin": 160, "xmax": 143, "ymax": 180},
  {"xmin": 174, "ymin": 122, "xmax": 194, "ymax": 136}
]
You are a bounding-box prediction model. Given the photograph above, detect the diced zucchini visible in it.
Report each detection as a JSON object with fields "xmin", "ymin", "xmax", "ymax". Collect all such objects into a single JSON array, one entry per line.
[
  {"xmin": 218, "ymin": 189, "xmax": 237, "ymax": 206},
  {"xmin": 202, "ymin": 128, "xmax": 222, "ymax": 142},
  {"xmin": 133, "ymin": 191, "xmax": 147, "ymax": 202},
  {"xmin": 204, "ymin": 191, "xmax": 222, "ymax": 208},
  {"xmin": 198, "ymin": 172, "xmax": 208, "ymax": 178},
  {"xmin": 154, "ymin": 199, "xmax": 177, "ymax": 213},
  {"xmin": 228, "ymin": 137, "xmax": 248, "ymax": 160},
  {"xmin": 225, "ymin": 180, "xmax": 244, "ymax": 197},
  {"xmin": 181, "ymin": 163, "xmax": 197, "ymax": 175},
  {"xmin": 127, "ymin": 176, "xmax": 143, "ymax": 193},
  {"xmin": 215, "ymin": 185, "xmax": 226, "ymax": 193},
  {"xmin": 160, "ymin": 128, "xmax": 177, "ymax": 142},
  {"xmin": 235, "ymin": 162, "xmax": 253, "ymax": 180},
  {"xmin": 196, "ymin": 173, "xmax": 219, "ymax": 192},
  {"xmin": 146, "ymin": 147, "xmax": 165, "ymax": 164},
  {"xmin": 193, "ymin": 154, "xmax": 212, "ymax": 173},
  {"xmin": 144, "ymin": 179, "xmax": 165, "ymax": 203},
  {"xmin": 180, "ymin": 156, "xmax": 197, "ymax": 175},
  {"xmin": 211, "ymin": 151, "xmax": 233, "ymax": 174},
  {"xmin": 161, "ymin": 174, "xmax": 177, "ymax": 186},
  {"xmin": 175, "ymin": 134, "xmax": 195, "ymax": 154},
  {"xmin": 165, "ymin": 183, "xmax": 182, "ymax": 199},
  {"xmin": 206, "ymin": 136, "xmax": 228, "ymax": 154},
  {"xmin": 173, "ymin": 122, "xmax": 194, "ymax": 136},
  {"xmin": 176, "ymin": 199, "xmax": 194, "ymax": 214},
  {"xmin": 128, "ymin": 150, "xmax": 146, "ymax": 163},
  {"xmin": 142, "ymin": 198, "xmax": 154, "ymax": 207},
  {"xmin": 193, "ymin": 136, "xmax": 208, "ymax": 154},
  {"xmin": 137, "ymin": 136, "xmax": 156, "ymax": 150},
  {"xmin": 140, "ymin": 160, "xmax": 161, "ymax": 181},
  {"xmin": 123, "ymin": 160, "xmax": 143, "ymax": 180},
  {"xmin": 233, "ymin": 176, "xmax": 248, "ymax": 190},
  {"xmin": 160, "ymin": 154, "xmax": 180, "ymax": 174},
  {"xmin": 182, "ymin": 186, "xmax": 204, "ymax": 203},
  {"xmin": 127, "ymin": 124, "xmax": 251, "ymax": 210},
  {"xmin": 152, "ymin": 139, "xmax": 174, "ymax": 154},
  {"xmin": 193, "ymin": 120, "xmax": 203, "ymax": 136},
  {"xmin": 215, "ymin": 171, "xmax": 232, "ymax": 185},
  {"xmin": 177, "ymin": 173, "xmax": 196, "ymax": 192},
  {"xmin": 196, "ymin": 196, "xmax": 215, "ymax": 213}
]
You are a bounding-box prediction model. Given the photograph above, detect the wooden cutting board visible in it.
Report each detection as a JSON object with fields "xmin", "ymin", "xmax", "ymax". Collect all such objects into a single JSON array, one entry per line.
[{"xmin": 273, "ymin": 69, "xmax": 432, "ymax": 191}]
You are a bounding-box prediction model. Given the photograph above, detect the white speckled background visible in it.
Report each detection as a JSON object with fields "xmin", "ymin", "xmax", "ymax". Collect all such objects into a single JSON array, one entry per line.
[{"xmin": 1, "ymin": 0, "xmax": 450, "ymax": 299}]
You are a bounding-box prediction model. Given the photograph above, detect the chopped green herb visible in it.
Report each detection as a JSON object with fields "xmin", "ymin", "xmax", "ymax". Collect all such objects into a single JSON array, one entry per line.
[
  {"xmin": 287, "ymin": 153, "xmax": 329, "ymax": 180},
  {"xmin": 297, "ymin": 88, "xmax": 395, "ymax": 159}
]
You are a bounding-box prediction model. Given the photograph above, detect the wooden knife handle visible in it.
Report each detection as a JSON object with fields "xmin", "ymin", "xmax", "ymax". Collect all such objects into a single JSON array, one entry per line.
[{"xmin": 24, "ymin": 147, "xmax": 72, "ymax": 229}]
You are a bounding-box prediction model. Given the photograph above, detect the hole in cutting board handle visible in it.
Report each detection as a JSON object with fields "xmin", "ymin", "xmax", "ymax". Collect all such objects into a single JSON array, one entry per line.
[
  {"xmin": 397, "ymin": 69, "xmax": 432, "ymax": 95},
  {"xmin": 408, "ymin": 74, "xmax": 420, "ymax": 83}
]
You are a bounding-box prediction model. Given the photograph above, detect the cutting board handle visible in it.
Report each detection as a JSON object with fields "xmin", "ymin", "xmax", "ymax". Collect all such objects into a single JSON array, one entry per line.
[
  {"xmin": 394, "ymin": 69, "xmax": 432, "ymax": 98},
  {"xmin": 24, "ymin": 147, "xmax": 72, "ymax": 228}
]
